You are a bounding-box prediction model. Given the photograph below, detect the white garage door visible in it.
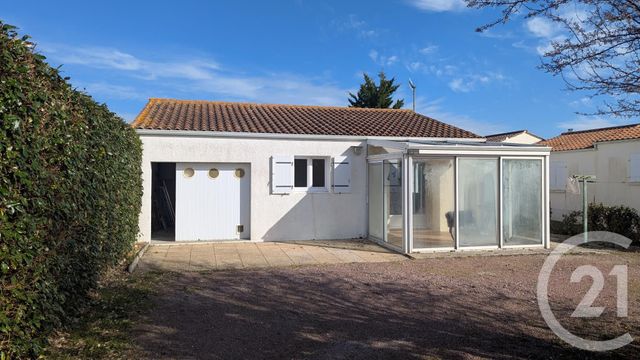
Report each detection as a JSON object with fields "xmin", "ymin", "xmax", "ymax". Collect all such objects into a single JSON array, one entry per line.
[{"xmin": 175, "ymin": 163, "xmax": 250, "ymax": 241}]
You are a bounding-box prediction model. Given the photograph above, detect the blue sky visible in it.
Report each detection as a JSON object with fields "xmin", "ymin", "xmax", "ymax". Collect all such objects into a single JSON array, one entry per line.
[{"xmin": 1, "ymin": 0, "xmax": 627, "ymax": 137}]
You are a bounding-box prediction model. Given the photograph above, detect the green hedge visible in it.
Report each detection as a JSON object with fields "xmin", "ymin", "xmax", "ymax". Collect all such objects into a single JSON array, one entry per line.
[
  {"xmin": 560, "ymin": 203, "xmax": 640, "ymax": 244},
  {"xmin": 0, "ymin": 23, "xmax": 142, "ymax": 358}
]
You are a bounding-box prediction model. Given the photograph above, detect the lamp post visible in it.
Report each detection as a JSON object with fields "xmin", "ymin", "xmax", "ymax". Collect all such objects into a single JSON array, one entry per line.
[{"xmin": 571, "ymin": 174, "xmax": 596, "ymax": 243}]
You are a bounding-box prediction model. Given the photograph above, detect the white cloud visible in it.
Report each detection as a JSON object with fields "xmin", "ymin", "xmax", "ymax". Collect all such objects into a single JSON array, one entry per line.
[
  {"xmin": 369, "ymin": 49, "xmax": 379, "ymax": 62},
  {"xmin": 557, "ymin": 116, "xmax": 621, "ymax": 131},
  {"xmin": 448, "ymin": 72, "xmax": 505, "ymax": 93},
  {"xmin": 43, "ymin": 44, "xmax": 221, "ymax": 81},
  {"xmin": 415, "ymin": 97, "xmax": 507, "ymax": 135},
  {"xmin": 478, "ymin": 29, "xmax": 514, "ymax": 39},
  {"xmin": 78, "ymin": 82, "xmax": 148, "ymax": 100},
  {"xmin": 332, "ymin": 14, "xmax": 380, "ymax": 39},
  {"xmin": 569, "ymin": 97, "xmax": 593, "ymax": 108},
  {"xmin": 43, "ymin": 44, "xmax": 351, "ymax": 106},
  {"xmin": 369, "ymin": 49, "xmax": 399, "ymax": 66},
  {"xmin": 419, "ymin": 45, "xmax": 438, "ymax": 54},
  {"xmin": 448, "ymin": 78, "xmax": 470, "ymax": 93},
  {"xmin": 525, "ymin": 17, "xmax": 561, "ymax": 39},
  {"xmin": 408, "ymin": 0, "xmax": 467, "ymax": 12},
  {"xmin": 524, "ymin": 17, "xmax": 567, "ymax": 55}
]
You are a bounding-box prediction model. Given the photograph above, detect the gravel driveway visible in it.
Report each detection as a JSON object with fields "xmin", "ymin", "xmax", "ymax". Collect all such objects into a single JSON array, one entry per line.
[{"xmin": 132, "ymin": 252, "xmax": 639, "ymax": 359}]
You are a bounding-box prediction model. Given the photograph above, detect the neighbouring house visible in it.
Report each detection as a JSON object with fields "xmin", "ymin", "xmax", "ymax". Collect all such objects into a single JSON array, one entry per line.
[
  {"xmin": 485, "ymin": 130, "xmax": 544, "ymax": 144},
  {"xmin": 540, "ymin": 123, "xmax": 640, "ymax": 220},
  {"xmin": 132, "ymin": 98, "xmax": 551, "ymax": 253}
]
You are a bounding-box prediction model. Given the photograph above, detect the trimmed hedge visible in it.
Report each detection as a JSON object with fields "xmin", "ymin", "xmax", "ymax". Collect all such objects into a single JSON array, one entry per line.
[
  {"xmin": 560, "ymin": 203, "xmax": 640, "ymax": 244},
  {"xmin": 0, "ymin": 23, "xmax": 142, "ymax": 358}
]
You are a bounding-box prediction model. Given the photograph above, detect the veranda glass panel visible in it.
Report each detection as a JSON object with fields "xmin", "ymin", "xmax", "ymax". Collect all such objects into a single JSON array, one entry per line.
[
  {"xmin": 502, "ymin": 159, "xmax": 543, "ymax": 245},
  {"xmin": 412, "ymin": 158, "xmax": 455, "ymax": 249},
  {"xmin": 458, "ymin": 158, "xmax": 499, "ymax": 247},
  {"xmin": 368, "ymin": 163, "xmax": 383, "ymax": 240},
  {"xmin": 384, "ymin": 160, "xmax": 403, "ymax": 249}
]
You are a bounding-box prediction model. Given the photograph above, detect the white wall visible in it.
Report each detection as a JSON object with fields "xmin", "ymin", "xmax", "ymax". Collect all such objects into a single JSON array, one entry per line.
[
  {"xmin": 549, "ymin": 139, "xmax": 640, "ymax": 220},
  {"xmin": 502, "ymin": 133, "xmax": 542, "ymax": 145},
  {"xmin": 139, "ymin": 134, "xmax": 367, "ymax": 242}
]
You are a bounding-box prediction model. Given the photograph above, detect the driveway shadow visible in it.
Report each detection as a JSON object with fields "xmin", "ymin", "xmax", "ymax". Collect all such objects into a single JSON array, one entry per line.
[{"xmin": 131, "ymin": 258, "xmax": 638, "ymax": 359}]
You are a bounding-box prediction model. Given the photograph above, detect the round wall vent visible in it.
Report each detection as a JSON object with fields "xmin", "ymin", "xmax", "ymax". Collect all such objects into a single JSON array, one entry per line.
[{"xmin": 183, "ymin": 168, "xmax": 195, "ymax": 178}]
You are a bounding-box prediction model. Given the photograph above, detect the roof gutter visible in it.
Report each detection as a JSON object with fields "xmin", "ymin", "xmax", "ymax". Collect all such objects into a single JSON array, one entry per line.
[{"xmin": 135, "ymin": 129, "xmax": 487, "ymax": 143}]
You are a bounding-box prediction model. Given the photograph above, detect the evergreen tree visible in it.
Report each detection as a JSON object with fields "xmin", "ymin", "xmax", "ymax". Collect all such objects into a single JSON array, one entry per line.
[{"xmin": 348, "ymin": 71, "xmax": 405, "ymax": 109}]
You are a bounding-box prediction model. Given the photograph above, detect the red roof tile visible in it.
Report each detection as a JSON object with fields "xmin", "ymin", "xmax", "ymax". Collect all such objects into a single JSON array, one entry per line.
[
  {"xmin": 132, "ymin": 99, "xmax": 480, "ymax": 139},
  {"xmin": 540, "ymin": 123, "xmax": 640, "ymax": 151}
]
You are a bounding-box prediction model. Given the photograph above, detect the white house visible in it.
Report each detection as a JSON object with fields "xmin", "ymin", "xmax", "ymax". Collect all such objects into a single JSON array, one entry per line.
[
  {"xmin": 133, "ymin": 98, "xmax": 551, "ymax": 253},
  {"xmin": 485, "ymin": 130, "xmax": 544, "ymax": 145},
  {"xmin": 541, "ymin": 124, "xmax": 640, "ymax": 220}
]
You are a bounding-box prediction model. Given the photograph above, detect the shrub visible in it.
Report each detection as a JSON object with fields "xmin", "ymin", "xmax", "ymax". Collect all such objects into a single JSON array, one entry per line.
[
  {"xmin": 0, "ymin": 22, "xmax": 142, "ymax": 358},
  {"xmin": 560, "ymin": 203, "xmax": 640, "ymax": 244}
]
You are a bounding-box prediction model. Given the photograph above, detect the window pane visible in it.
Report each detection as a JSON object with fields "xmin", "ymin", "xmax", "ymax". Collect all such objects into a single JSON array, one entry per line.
[
  {"xmin": 503, "ymin": 159, "xmax": 542, "ymax": 245},
  {"xmin": 458, "ymin": 158, "xmax": 498, "ymax": 247},
  {"xmin": 368, "ymin": 163, "xmax": 383, "ymax": 239},
  {"xmin": 312, "ymin": 159, "xmax": 325, "ymax": 187},
  {"xmin": 413, "ymin": 158, "xmax": 455, "ymax": 249},
  {"xmin": 384, "ymin": 160, "xmax": 403, "ymax": 249},
  {"xmin": 294, "ymin": 159, "xmax": 307, "ymax": 187}
]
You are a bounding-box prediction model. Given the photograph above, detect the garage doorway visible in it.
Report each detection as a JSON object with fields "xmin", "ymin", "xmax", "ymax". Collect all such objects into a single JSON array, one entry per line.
[
  {"xmin": 175, "ymin": 163, "xmax": 250, "ymax": 241},
  {"xmin": 151, "ymin": 162, "xmax": 176, "ymax": 241}
]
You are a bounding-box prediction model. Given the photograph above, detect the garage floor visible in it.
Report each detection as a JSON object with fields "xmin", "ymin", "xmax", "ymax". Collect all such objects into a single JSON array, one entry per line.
[{"xmin": 137, "ymin": 239, "xmax": 407, "ymax": 272}]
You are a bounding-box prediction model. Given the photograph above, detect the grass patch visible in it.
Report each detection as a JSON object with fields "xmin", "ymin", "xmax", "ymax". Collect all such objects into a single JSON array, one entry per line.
[{"xmin": 44, "ymin": 270, "xmax": 164, "ymax": 359}]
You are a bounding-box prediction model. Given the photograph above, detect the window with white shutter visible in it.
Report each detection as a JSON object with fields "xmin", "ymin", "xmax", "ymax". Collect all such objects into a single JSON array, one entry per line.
[
  {"xmin": 629, "ymin": 153, "xmax": 640, "ymax": 182},
  {"xmin": 271, "ymin": 155, "xmax": 294, "ymax": 194},
  {"xmin": 332, "ymin": 156, "xmax": 351, "ymax": 193},
  {"xmin": 550, "ymin": 161, "xmax": 567, "ymax": 191}
]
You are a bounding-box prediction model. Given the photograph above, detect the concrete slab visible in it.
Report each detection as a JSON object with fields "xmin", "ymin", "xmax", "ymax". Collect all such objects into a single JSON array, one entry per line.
[{"xmin": 137, "ymin": 239, "xmax": 405, "ymax": 272}]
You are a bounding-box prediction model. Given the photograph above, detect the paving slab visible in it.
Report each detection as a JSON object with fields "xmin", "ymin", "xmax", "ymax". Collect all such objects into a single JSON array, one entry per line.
[{"xmin": 137, "ymin": 239, "xmax": 405, "ymax": 272}]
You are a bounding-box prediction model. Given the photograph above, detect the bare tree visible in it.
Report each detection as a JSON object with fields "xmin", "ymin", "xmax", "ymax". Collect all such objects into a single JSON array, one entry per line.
[{"xmin": 468, "ymin": 0, "xmax": 640, "ymax": 117}]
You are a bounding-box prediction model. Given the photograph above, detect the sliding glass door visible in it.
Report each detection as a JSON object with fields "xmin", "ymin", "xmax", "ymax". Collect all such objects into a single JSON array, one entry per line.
[
  {"xmin": 412, "ymin": 158, "xmax": 455, "ymax": 249},
  {"xmin": 458, "ymin": 158, "xmax": 499, "ymax": 247},
  {"xmin": 368, "ymin": 163, "xmax": 383, "ymax": 240},
  {"xmin": 502, "ymin": 159, "xmax": 543, "ymax": 245},
  {"xmin": 384, "ymin": 160, "xmax": 403, "ymax": 249}
]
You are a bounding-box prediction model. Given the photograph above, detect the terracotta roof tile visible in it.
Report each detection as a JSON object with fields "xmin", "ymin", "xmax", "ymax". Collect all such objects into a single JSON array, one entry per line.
[
  {"xmin": 132, "ymin": 98, "xmax": 480, "ymax": 139},
  {"xmin": 540, "ymin": 123, "xmax": 640, "ymax": 151}
]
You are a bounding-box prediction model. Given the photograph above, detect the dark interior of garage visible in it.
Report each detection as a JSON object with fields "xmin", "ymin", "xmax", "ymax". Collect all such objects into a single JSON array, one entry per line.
[{"xmin": 151, "ymin": 162, "xmax": 176, "ymax": 241}]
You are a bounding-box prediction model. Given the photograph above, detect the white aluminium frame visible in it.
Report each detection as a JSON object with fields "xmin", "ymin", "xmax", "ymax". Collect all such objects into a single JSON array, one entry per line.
[
  {"xmin": 409, "ymin": 155, "xmax": 457, "ymax": 253},
  {"xmin": 292, "ymin": 156, "xmax": 330, "ymax": 193},
  {"xmin": 367, "ymin": 157, "xmax": 405, "ymax": 253},
  {"xmin": 500, "ymin": 156, "xmax": 546, "ymax": 248},
  {"xmin": 403, "ymin": 154, "xmax": 548, "ymax": 254},
  {"xmin": 455, "ymin": 156, "xmax": 501, "ymax": 250},
  {"xmin": 367, "ymin": 142, "xmax": 550, "ymax": 254}
]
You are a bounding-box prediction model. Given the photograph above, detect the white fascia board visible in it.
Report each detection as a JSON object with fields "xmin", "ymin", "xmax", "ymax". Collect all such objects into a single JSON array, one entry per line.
[
  {"xmin": 417, "ymin": 148, "xmax": 550, "ymax": 156},
  {"xmin": 413, "ymin": 143, "xmax": 551, "ymax": 153},
  {"xmin": 135, "ymin": 129, "xmax": 486, "ymax": 143}
]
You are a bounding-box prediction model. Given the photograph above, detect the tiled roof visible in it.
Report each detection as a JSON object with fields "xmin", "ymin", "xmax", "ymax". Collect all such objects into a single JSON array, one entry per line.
[
  {"xmin": 540, "ymin": 123, "xmax": 640, "ymax": 151},
  {"xmin": 485, "ymin": 130, "xmax": 543, "ymax": 142},
  {"xmin": 132, "ymin": 99, "xmax": 480, "ymax": 138}
]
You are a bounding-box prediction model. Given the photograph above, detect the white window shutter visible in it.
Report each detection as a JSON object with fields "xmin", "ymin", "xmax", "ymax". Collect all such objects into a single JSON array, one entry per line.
[
  {"xmin": 629, "ymin": 153, "xmax": 640, "ymax": 182},
  {"xmin": 551, "ymin": 161, "xmax": 567, "ymax": 190},
  {"xmin": 332, "ymin": 156, "xmax": 351, "ymax": 193},
  {"xmin": 271, "ymin": 155, "xmax": 293, "ymax": 194}
]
